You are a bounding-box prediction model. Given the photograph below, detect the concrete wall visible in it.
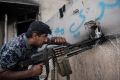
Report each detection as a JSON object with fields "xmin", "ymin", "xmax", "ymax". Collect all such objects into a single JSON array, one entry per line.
[
  {"xmin": 36, "ymin": 0, "xmax": 69, "ymax": 22},
  {"xmin": 46, "ymin": 0, "xmax": 120, "ymax": 43},
  {"xmin": 40, "ymin": 0, "xmax": 120, "ymax": 80},
  {"xmin": 55, "ymin": 38, "xmax": 120, "ymax": 80}
]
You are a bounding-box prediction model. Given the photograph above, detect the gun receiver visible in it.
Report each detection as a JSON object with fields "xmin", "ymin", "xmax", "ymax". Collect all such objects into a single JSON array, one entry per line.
[
  {"xmin": 18, "ymin": 34, "xmax": 120, "ymax": 80},
  {"xmin": 19, "ymin": 36, "xmax": 102, "ymax": 67}
]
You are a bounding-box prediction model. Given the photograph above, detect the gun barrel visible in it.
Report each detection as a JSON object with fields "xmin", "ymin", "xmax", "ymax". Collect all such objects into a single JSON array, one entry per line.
[{"xmin": 67, "ymin": 46, "xmax": 92, "ymax": 57}]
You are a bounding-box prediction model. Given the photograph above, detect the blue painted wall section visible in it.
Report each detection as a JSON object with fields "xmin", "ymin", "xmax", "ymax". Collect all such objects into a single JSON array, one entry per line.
[
  {"xmin": 52, "ymin": 0, "xmax": 120, "ymax": 38},
  {"xmin": 69, "ymin": 23, "xmax": 81, "ymax": 37},
  {"xmin": 69, "ymin": 9, "xmax": 86, "ymax": 37},
  {"xmin": 52, "ymin": 27, "xmax": 64, "ymax": 36},
  {"xmin": 96, "ymin": 0, "xmax": 120, "ymax": 20}
]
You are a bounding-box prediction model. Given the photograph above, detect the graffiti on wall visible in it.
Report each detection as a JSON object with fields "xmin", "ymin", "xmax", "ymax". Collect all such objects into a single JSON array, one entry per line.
[
  {"xmin": 52, "ymin": 0, "xmax": 120, "ymax": 37},
  {"xmin": 52, "ymin": 27, "xmax": 64, "ymax": 36},
  {"xmin": 96, "ymin": 0, "xmax": 120, "ymax": 20},
  {"xmin": 69, "ymin": 9, "xmax": 85, "ymax": 37}
]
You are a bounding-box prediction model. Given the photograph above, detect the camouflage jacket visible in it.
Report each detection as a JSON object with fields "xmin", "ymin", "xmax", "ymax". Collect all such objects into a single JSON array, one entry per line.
[{"xmin": 0, "ymin": 33, "xmax": 39, "ymax": 80}]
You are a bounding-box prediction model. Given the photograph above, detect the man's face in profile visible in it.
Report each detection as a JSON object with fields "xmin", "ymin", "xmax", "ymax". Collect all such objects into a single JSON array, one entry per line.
[{"xmin": 32, "ymin": 33, "xmax": 48, "ymax": 47}]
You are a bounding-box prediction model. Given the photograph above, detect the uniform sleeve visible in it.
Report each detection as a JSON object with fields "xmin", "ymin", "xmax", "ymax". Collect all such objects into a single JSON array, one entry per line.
[{"xmin": 0, "ymin": 49, "xmax": 19, "ymax": 70}]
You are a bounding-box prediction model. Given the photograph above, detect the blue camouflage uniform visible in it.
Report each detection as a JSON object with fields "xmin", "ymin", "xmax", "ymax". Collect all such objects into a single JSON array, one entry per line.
[{"xmin": 0, "ymin": 33, "xmax": 39, "ymax": 80}]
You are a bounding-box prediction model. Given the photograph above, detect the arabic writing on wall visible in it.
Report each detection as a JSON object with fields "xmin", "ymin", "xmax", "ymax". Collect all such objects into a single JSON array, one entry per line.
[{"xmin": 52, "ymin": 0, "xmax": 120, "ymax": 37}]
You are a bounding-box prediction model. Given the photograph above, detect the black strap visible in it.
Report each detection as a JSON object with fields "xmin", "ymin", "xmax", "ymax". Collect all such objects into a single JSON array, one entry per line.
[
  {"xmin": 44, "ymin": 46, "xmax": 49, "ymax": 80},
  {"xmin": 44, "ymin": 61, "xmax": 49, "ymax": 80}
]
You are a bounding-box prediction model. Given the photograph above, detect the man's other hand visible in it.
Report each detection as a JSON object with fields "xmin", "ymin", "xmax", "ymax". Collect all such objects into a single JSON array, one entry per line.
[
  {"xmin": 29, "ymin": 64, "xmax": 43, "ymax": 76},
  {"xmin": 51, "ymin": 37, "xmax": 67, "ymax": 44}
]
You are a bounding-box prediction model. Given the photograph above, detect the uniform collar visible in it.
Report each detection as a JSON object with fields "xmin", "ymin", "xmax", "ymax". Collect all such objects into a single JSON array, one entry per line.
[{"xmin": 23, "ymin": 34, "xmax": 32, "ymax": 49}]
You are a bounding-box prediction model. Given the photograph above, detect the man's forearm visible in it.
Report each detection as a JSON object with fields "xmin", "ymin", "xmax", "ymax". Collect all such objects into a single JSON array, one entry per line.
[
  {"xmin": 0, "ymin": 69, "xmax": 33, "ymax": 80},
  {"xmin": 0, "ymin": 64, "xmax": 43, "ymax": 80}
]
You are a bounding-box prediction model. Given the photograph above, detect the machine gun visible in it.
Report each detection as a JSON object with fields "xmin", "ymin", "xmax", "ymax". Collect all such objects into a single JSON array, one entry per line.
[
  {"xmin": 19, "ymin": 20, "xmax": 120, "ymax": 80},
  {"xmin": 18, "ymin": 33, "xmax": 120, "ymax": 80},
  {"xmin": 18, "ymin": 35, "xmax": 107, "ymax": 80}
]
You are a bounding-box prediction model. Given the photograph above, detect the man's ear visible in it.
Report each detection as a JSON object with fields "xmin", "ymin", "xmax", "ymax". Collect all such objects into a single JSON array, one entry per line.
[{"xmin": 32, "ymin": 33, "xmax": 38, "ymax": 39}]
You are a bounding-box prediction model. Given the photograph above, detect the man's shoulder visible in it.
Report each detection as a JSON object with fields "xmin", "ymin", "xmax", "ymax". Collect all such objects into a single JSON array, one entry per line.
[
  {"xmin": 0, "ymin": 34, "xmax": 26, "ymax": 54},
  {"xmin": 8, "ymin": 34, "xmax": 26, "ymax": 48},
  {"xmin": 0, "ymin": 34, "xmax": 26, "ymax": 58}
]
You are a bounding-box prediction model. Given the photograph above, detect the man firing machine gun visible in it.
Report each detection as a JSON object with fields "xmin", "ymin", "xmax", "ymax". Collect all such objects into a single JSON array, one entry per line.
[{"xmin": 8, "ymin": 20, "xmax": 120, "ymax": 80}]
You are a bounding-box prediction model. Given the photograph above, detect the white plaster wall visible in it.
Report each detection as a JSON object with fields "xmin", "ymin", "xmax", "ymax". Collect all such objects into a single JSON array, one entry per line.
[
  {"xmin": 35, "ymin": 0, "xmax": 69, "ymax": 22},
  {"xmin": 33, "ymin": 0, "xmax": 120, "ymax": 80},
  {"xmin": 46, "ymin": 0, "xmax": 120, "ymax": 43},
  {"xmin": 44, "ymin": 1, "xmax": 120, "ymax": 80}
]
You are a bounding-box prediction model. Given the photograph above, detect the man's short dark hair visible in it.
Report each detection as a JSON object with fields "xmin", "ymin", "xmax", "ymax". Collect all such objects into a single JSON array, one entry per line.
[{"xmin": 26, "ymin": 21, "xmax": 52, "ymax": 38}]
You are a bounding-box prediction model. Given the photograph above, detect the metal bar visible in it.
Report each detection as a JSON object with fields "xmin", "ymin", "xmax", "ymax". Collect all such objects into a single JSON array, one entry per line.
[
  {"xmin": 0, "ymin": 0, "xmax": 39, "ymax": 6},
  {"xmin": 4, "ymin": 14, "xmax": 8, "ymax": 44},
  {"xmin": 67, "ymin": 46, "xmax": 92, "ymax": 58}
]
